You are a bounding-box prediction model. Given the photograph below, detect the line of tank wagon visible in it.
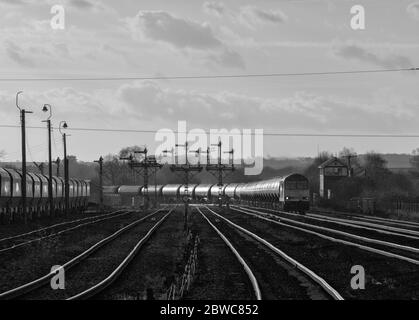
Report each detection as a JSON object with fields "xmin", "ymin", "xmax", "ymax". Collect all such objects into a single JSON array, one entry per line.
[
  {"xmin": 0, "ymin": 167, "xmax": 91, "ymax": 219},
  {"xmin": 106, "ymin": 173, "xmax": 310, "ymax": 212}
]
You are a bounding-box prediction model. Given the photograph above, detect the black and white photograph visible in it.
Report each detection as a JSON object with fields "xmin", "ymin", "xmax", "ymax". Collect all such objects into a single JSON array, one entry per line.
[{"xmin": 0, "ymin": 0, "xmax": 419, "ymax": 309}]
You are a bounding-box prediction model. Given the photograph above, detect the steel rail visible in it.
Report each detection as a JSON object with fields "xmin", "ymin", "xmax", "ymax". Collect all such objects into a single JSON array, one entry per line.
[
  {"xmin": 242, "ymin": 205, "xmax": 419, "ymax": 240},
  {"xmin": 234, "ymin": 206, "xmax": 419, "ymax": 266},
  {"xmin": 238, "ymin": 206, "xmax": 419, "ymax": 255},
  {"xmin": 68, "ymin": 209, "xmax": 173, "ymax": 300},
  {"xmin": 351, "ymin": 215, "xmax": 419, "ymax": 228},
  {"xmin": 0, "ymin": 209, "xmax": 126, "ymax": 244},
  {"xmin": 0, "ymin": 210, "xmax": 135, "ymax": 254},
  {"xmin": 310, "ymin": 209, "xmax": 419, "ymax": 228},
  {"xmin": 307, "ymin": 213, "xmax": 419, "ymax": 237},
  {"xmin": 197, "ymin": 207, "xmax": 262, "ymax": 300},
  {"xmin": 204, "ymin": 206, "xmax": 343, "ymax": 300},
  {"xmin": 0, "ymin": 208, "xmax": 164, "ymax": 299}
]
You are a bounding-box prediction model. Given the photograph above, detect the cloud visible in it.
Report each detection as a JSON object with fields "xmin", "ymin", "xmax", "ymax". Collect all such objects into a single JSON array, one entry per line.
[
  {"xmin": 203, "ymin": 1, "xmax": 225, "ymax": 17},
  {"xmin": 202, "ymin": 3, "xmax": 287, "ymax": 27},
  {"xmin": 1, "ymin": 87, "xmax": 123, "ymax": 126},
  {"xmin": 1, "ymin": 82, "xmax": 418, "ymax": 137},
  {"xmin": 207, "ymin": 47, "xmax": 245, "ymax": 69},
  {"xmin": 4, "ymin": 40, "xmax": 35, "ymax": 67},
  {"xmin": 117, "ymin": 81, "xmax": 419, "ymax": 132},
  {"xmin": 66, "ymin": 0, "xmax": 114, "ymax": 13},
  {"xmin": 0, "ymin": 0, "xmax": 28, "ymax": 5},
  {"xmin": 0, "ymin": 13, "xmax": 138, "ymax": 73},
  {"xmin": 239, "ymin": 6, "xmax": 287, "ymax": 27},
  {"xmin": 334, "ymin": 44, "xmax": 413, "ymax": 68},
  {"xmin": 128, "ymin": 11, "xmax": 222, "ymax": 49},
  {"xmin": 407, "ymin": 2, "xmax": 419, "ymax": 20},
  {"xmin": 69, "ymin": 0, "xmax": 97, "ymax": 9},
  {"xmin": 118, "ymin": 81, "xmax": 294, "ymax": 126},
  {"xmin": 0, "ymin": 0, "xmax": 114, "ymax": 13},
  {"xmin": 126, "ymin": 10, "xmax": 245, "ymax": 69}
]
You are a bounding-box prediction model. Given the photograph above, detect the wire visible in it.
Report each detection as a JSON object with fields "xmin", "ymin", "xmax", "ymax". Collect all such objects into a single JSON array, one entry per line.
[
  {"xmin": 51, "ymin": 128, "xmax": 60, "ymax": 160},
  {"xmin": 1, "ymin": 124, "xmax": 419, "ymax": 138},
  {"xmin": 1, "ymin": 144, "xmax": 47, "ymax": 162},
  {"xmin": 0, "ymin": 68, "xmax": 417, "ymax": 82},
  {"xmin": 26, "ymin": 131, "xmax": 35, "ymax": 163}
]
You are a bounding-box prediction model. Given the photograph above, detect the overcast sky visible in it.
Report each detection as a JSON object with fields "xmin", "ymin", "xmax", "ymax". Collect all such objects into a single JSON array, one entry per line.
[{"xmin": 0, "ymin": 0, "xmax": 418, "ymax": 162}]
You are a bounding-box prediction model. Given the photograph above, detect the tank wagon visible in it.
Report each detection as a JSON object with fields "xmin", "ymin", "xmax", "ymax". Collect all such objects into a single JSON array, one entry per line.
[
  {"xmin": 0, "ymin": 167, "xmax": 90, "ymax": 223},
  {"xmin": 106, "ymin": 173, "xmax": 310, "ymax": 213},
  {"xmin": 118, "ymin": 185, "xmax": 142, "ymax": 207},
  {"xmin": 148, "ymin": 185, "xmax": 164, "ymax": 201},
  {"xmin": 162, "ymin": 184, "xmax": 182, "ymax": 203},
  {"xmin": 224, "ymin": 183, "xmax": 240, "ymax": 201},
  {"xmin": 103, "ymin": 185, "xmax": 122, "ymax": 207},
  {"xmin": 209, "ymin": 184, "xmax": 228, "ymax": 204},
  {"xmin": 179, "ymin": 184, "xmax": 197, "ymax": 202},
  {"xmin": 194, "ymin": 184, "xmax": 214, "ymax": 202}
]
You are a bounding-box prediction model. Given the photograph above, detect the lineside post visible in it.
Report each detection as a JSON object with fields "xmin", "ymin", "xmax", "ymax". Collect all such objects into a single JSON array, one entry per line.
[
  {"xmin": 16, "ymin": 92, "xmax": 33, "ymax": 224},
  {"xmin": 94, "ymin": 156, "xmax": 104, "ymax": 213}
]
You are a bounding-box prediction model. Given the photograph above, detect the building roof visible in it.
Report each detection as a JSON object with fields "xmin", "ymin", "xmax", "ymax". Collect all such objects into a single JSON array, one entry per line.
[{"xmin": 318, "ymin": 157, "xmax": 348, "ymax": 169}]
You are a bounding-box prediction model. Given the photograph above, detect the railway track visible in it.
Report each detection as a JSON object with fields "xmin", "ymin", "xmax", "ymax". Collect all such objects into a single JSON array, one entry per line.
[
  {"xmin": 305, "ymin": 214, "xmax": 419, "ymax": 237},
  {"xmin": 196, "ymin": 207, "xmax": 261, "ymax": 300},
  {"xmin": 241, "ymin": 206, "xmax": 419, "ymax": 249},
  {"xmin": 183, "ymin": 207, "xmax": 256, "ymax": 300},
  {"xmin": 222, "ymin": 206, "xmax": 419, "ymax": 299},
  {"xmin": 199, "ymin": 206, "xmax": 343, "ymax": 300},
  {"xmin": 0, "ymin": 208, "xmax": 172, "ymax": 300},
  {"xmin": 0, "ymin": 209, "xmax": 133, "ymax": 253},
  {"xmin": 310, "ymin": 209, "xmax": 419, "ymax": 230},
  {"xmin": 235, "ymin": 206, "xmax": 419, "ymax": 264},
  {"xmin": 243, "ymin": 206, "xmax": 419, "ymax": 239}
]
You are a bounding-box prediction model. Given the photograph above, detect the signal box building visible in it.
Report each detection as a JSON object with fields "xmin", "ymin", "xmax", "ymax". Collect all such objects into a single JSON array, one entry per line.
[{"xmin": 318, "ymin": 157, "xmax": 349, "ymax": 199}]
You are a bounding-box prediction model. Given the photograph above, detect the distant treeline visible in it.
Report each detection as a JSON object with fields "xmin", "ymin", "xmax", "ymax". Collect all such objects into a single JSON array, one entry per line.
[{"xmin": 304, "ymin": 149, "xmax": 419, "ymax": 212}]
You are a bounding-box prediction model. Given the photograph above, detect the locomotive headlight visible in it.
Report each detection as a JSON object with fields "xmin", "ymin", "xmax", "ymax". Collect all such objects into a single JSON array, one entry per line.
[{"xmin": 286, "ymin": 196, "xmax": 289, "ymax": 200}]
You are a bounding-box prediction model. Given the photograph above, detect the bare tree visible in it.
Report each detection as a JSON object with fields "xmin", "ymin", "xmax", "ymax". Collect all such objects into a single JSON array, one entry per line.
[
  {"xmin": 363, "ymin": 151, "xmax": 389, "ymax": 177},
  {"xmin": 102, "ymin": 155, "xmax": 122, "ymax": 185},
  {"xmin": 339, "ymin": 147, "xmax": 360, "ymax": 174},
  {"xmin": 338, "ymin": 147, "xmax": 356, "ymax": 158},
  {"xmin": 410, "ymin": 148, "xmax": 419, "ymax": 171},
  {"xmin": 119, "ymin": 146, "xmax": 142, "ymax": 158}
]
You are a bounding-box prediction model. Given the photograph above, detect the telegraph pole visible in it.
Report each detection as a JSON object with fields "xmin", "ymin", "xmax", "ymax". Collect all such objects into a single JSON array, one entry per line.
[
  {"xmin": 59, "ymin": 121, "xmax": 69, "ymax": 216},
  {"xmin": 16, "ymin": 92, "xmax": 33, "ymax": 224},
  {"xmin": 64, "ymin": 136, "xmax": 69, "ymax": 215},
  {"xmin": 154, "ymin": 168, "xmax": 157, "ymax": 207},
  {"xmin": 48, "ymin": 119, "xmax": 53, "ymax": 215},
  {"xmin": 42, "ymin": 104, "xmax": 54, "ymax": 217},
  {"xmin": 206, "ymin": 138, "xmax": 235, "ymax": 207},
  {"xmin": 136, "ymin": 149, "xmax": 149, "ymax": 209},
  {"xmin": 94, "ymin": 156, "xmax": 104, "ymax": 212},
  {"xmin": 166, "ymin": 142, "xmax": 203, "ymax": 230}
]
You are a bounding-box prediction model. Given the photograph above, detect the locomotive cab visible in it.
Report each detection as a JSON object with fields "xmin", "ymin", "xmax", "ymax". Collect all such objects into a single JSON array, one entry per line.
[{"xmin": 281, "ymin": 174, "xmax": 310, "ymax": 214}]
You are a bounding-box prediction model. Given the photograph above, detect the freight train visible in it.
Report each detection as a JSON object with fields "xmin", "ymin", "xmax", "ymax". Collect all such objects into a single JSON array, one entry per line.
[
  {"xmin": 0, "ymin": 167, "xmax": 91, "ymax": 223},
  {"xmin": 106, "ymin": 173, "xmax": 310, "ymax": 213}
]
